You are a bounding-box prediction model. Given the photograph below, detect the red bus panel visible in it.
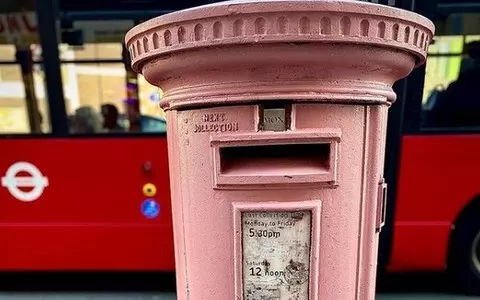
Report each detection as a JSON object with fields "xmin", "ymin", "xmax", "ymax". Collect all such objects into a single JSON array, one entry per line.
[
  {"xmin": 389, "ymin": 134, "xmax": 480, "ymax": 272},
  {"xmin": 0, "ymin": 137, "xmax": 175, "ymax": 271}
]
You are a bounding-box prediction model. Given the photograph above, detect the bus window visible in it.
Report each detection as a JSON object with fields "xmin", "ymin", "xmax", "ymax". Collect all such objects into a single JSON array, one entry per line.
[
  {"xmin": 0, "ymin": 59, "xmax": 50, "ymax": 134},
  {"xmin": 55, "ymin": 43, "xmax": 166, "ymax": 135},
  {"xmin": 1, "ymin": 28, "xmax": 166, "ymax": 136},
  {"xmin": 422, "ymin": 13, "xmax": 480, "ymax": 129}
]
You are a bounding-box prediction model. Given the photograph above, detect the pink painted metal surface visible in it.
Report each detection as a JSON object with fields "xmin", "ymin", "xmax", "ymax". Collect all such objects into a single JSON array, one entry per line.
[{"xmin": 126, "ymin": 1, "xmax": 434, "ymax": 299}]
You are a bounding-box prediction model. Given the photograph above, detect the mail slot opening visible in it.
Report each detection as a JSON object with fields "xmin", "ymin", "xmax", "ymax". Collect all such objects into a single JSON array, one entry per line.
[{"xmin": 219, "ymin": 143, "xmax": 331, "ymax": 176}]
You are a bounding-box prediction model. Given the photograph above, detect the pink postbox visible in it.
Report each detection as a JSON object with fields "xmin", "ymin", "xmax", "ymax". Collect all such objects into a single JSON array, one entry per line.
[{"xmin": 126, "ymin": 1, "xmax": 434, "ymax": 299}]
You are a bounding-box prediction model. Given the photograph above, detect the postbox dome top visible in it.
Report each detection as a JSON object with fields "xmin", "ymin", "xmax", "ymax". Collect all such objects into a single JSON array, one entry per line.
[
  {"xmin": 126, "ymin": 0, "xmax": 434, "ymax": 72},
  {"xmin": 125, "ymin": 0, "xmax": 435, "ymax": 110}
]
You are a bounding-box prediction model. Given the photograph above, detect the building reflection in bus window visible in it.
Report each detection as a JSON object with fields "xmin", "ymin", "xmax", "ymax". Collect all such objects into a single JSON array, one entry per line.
[
  {"xmin": 0, "ymin": 45, "xmax": 16, "ymax": 61},
  {"xmin": 0, "ymin": 64, "xmax": 50, "ymax": 134},
  {"xmin": 138, "ymin": 75, "xmax": 166, "ymax": 118},
  {"xmin": 32, "ymin": 43, "xmax": 124, "ymax": 61},
  {"xmin": 0, "ymin": 42, "xmax": 51, "ymax": 134},
  {"xmin": 422, "ymin": 21, "xmax": 480, "ymax": 129},
  {"xmin": 61, "ymin": 62, "xmax": 166, "ymax": 134},
  {"xmin": 0, "ymin": 65, "xmax": 30, "ymax": 133},
  {"xmin": 69, "ymin": 43, "xmax": 123, "ymax": 60},
  {"xmin": 62, "ymin": 63, "xmax": 126, "ymax": 114},
  {"xmin": 62, "ymin": 62, "xmax": 125, "ymax": 133}
]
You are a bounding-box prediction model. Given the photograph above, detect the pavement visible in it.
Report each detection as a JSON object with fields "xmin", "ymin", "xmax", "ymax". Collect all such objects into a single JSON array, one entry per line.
[
  {"xmin": 378, "ymin": 295, "xmax": 477, "ymax": 299},
  {"xmin": 0, "ymin": 272, "xmax": 475, "ymax": 299},
  {"xmin": 0, "ymin": 293, "xmax": 475, "ymax": 299},
  {"xmin": 0, "ymin": 294, "xmax": 171, "ymax": 300}
]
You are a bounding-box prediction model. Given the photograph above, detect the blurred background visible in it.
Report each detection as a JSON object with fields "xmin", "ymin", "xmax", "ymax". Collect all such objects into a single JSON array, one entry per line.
[{"xmin": 0, "ymin": 0, "xmax": 480, "ymax": 299}]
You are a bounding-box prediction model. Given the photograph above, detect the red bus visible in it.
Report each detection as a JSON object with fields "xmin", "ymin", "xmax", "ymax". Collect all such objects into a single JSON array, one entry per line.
[{"xmin": 380, "ymin": 0, "xmax": 480, "ymax": 295}]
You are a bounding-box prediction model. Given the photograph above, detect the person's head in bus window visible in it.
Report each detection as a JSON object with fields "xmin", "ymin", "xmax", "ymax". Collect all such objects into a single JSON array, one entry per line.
[
  {"xmin": 73, "ymin": 106, "xmax": 103, "ymax": 134},
  {"xmin": 101, "ymin": 103, "xmax": 124, "ymax": 132},
  {"xmin": 465, "ymin": 41, "xmax": 480, "ymax": 59},
  {"xmin": 460, "ymin": 41, "xmax": 480, "ymax": 73}
]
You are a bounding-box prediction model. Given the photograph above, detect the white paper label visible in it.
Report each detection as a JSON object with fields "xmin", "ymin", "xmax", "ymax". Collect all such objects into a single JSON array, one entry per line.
[{"xmin": 242, "ymin": 211, "xmax": 312, "ymax": 300}]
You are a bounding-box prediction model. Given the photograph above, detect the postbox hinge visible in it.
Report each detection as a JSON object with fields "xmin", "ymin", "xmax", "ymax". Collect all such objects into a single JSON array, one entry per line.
[{"xmin": 376, "ymin": 179, "xmax": 388, "ymax": 233}]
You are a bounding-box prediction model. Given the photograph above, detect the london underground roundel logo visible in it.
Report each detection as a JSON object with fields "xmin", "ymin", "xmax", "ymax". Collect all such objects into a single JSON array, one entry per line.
[{"xmin": 1, "ymin": 162, "xmax": 49, "ymax": 202}]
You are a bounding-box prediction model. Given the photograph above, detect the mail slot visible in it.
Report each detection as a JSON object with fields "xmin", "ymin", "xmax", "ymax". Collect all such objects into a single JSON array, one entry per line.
[
  {"xmin": 125, "ymin": 0, "xmax": 434, "ymax": 299},
  {"xmin": 211, "ymin": 130, "xmax": 340, "ymax": 188}
]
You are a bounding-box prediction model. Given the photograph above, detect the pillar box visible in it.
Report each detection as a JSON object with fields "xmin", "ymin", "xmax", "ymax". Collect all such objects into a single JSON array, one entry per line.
[{"xmin": 125, "ymin": 1, "xmax": 434, "ymax": 299}]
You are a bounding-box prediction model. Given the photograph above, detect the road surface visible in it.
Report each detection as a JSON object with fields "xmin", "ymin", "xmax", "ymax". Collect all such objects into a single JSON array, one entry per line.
[
  {"xmin": 0, "ymin": 293, "xmax": 475, "ymax": 299},
  {"xmin": 0, "ymin": 272, "xmax": 474, "ymax": 299}
]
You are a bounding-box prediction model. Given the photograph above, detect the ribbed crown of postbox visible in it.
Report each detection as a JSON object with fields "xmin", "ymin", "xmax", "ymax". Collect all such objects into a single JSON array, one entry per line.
[{"xmin": 125, "ymin": 0, "xmax": 435, "ymax": 111}]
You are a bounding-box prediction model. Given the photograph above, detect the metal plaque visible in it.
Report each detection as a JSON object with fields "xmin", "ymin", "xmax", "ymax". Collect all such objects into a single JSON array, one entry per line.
[
  {"xmin": 262, "ymin": 108, "xmax": 286, "ymax": 132},
  {"xmin": 242, "ymin": 211, "xmax": 312, "ymax": 300}
]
